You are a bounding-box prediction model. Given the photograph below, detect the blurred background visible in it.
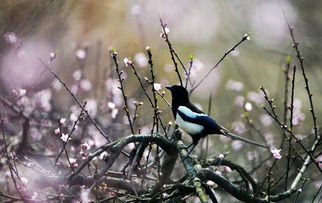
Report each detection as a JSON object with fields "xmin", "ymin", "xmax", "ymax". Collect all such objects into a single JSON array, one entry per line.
[{"xmin": 0, "ymin": 0, "xmax": 321, "ymax": 202}]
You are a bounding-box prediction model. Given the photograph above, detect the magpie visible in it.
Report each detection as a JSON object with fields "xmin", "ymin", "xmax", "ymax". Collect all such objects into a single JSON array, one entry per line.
[{"xmin": 166, "ymin": 85, "xmax": 269, "ymax": 155}]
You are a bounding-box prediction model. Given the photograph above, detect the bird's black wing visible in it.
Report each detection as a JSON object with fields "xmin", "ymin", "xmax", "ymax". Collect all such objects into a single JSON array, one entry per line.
[
  {"xmin": 177, "ymin": 109, "xmax": 223, "ymax": 134},
  {"xmin": 185, "ymin": 103, "xmax": 204, "ymax": 114}
]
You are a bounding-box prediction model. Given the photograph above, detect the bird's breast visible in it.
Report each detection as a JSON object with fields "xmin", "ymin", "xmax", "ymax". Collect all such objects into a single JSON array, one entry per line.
[{"xmin": 175, "ymin": 113, "xmax": 204, "ymax": 135}]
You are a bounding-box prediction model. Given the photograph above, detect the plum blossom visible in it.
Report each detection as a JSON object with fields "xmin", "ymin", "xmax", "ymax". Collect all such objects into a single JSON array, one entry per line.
[
  {"xmin": 76, "ymin": 49, "xmax": 86, "ymax": 59},
  {"xmin": 271, "ymin": 148, "xmax": 282, "ymax": 159},
  {"xmin": 60, "ymin": 118, "xmax": 66, "ymax": 125},
  {"xmin": 222, "ymin": 166, "xmax": 232, "ymax": 173},
  {"xmin": 108, "ymin": 102, "xmax": 116, "ymax": 109},
  {"xmin": 73, "ymin": 69, "xmax": 82, "ymax": 81},
  {"xmin": 13, "ymin": 88, "xmax": 27, "ymax": 97},
  {"xmin": 4, "ymin": 32, "xmax": 21, "ymax": 46},
  {"xmin": 225, "ymin": 80, "xmax": 244, "ymax": 92},
  {"xmin": 20, "ymin": 177, "xmax": 28, "ymax": 185},
  {"xmin": 248, "ymin": 91, "xmax": 265, "ymax": 106},
  {"xmin": 18, "ymin": 88, "xmax": 27, "ymax": 96},
  {"xmin": 80, "ymin": 79, "xmax": 92, "ymax": 91},
  {"xmin": 153, "ymin": 83, "xmax": 162, "ymax": 91},
  {"xmin": 35, "ymin": 89, "xmax": 52, "ymax": 112},
  {"xmin": 244, "ymin": 102, "xmax": 253, "ymax": 111},
  {"xmin": 218, "ymin": 154, "xmax": 225, "ymax": 159},
  {"xmin": 234, "ymin": 96, "xmax": 245, "ymax": 107},
  {"xmin": 71, "ymin": 84, "xmax": 79, "ymax": 94},
  {"xmin": 69, "ymin": 158, "xmax": 78, "ymax": 168},
  {"xmin": 123, "ymin": 58, "xmax": 133, "ymax": 66},
  {"xmin": 85, "ymin": 99, "xmax": 97, "ymax": 118},
  {"xmin": 316, "ymin": 155, "xmax": 322, "ymax": 168},
  {"xmin": 51, "ymin": 79, "xmax": 62, "ymax": 91},
  {"xmin": 80, "ymin": 189, "xmax": 90, "ymax": 203},
  {"xmin": 49, "ymin": 52, "xmax": 56, "ymax": 61},
  {"xmin": 61, "ymin": 133, "xmax": 70, "ymax": 142},
  {"xmin": 81, "ymin": 142, "xmax": 91, "ymax": 151},
  {"xmin": 54, "ymin": 128, "xmax": 60, "ymax": 135},
  {"xmin": 134, "ymin": 52, "xmax": 148, "ymax": 68},
  {"xmin": 231, "ymin": 140, "xmax": 243, "ymax": 151}
]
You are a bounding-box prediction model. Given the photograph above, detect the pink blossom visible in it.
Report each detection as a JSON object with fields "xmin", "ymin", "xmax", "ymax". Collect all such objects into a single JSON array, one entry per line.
[
  {"xmin": 81, "ymin": 142, "xmax": 91, "ymax": 151},
  {"xmin": 270, "ymin": 148, "xmax": 282, "ymax": 159},
  {"xmin": 316, "ymin": 155, "xmax": 322, "ymax": 168},
  {"xmin": 69, "ymin": 158, "xmax": 78, "ymax": 168},
  {"xmin": 123, "ymin": 58, "xmax": 133, "ymax": 66},
  {"xmin": 54, "ymin": 128, "xmax": 60, "ymax": 135},
  {"xmin": 234, "ymin": 96, "xmax": 245, "ymax": 107},
  {"xmin": 222, "ymin": 166, "xmax": 232, "ymax": 172}
]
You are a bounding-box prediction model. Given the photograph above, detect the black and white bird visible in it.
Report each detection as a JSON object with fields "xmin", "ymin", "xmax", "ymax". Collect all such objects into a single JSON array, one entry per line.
[{"xmin": 166, "ymin": 85, "xmax": 268, "ymax": 154}]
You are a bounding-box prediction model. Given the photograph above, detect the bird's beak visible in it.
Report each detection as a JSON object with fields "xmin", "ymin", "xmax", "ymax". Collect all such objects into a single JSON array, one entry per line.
[{"xmin": 166, "ymin": 85, "xmax": 173, "ymax": 90}]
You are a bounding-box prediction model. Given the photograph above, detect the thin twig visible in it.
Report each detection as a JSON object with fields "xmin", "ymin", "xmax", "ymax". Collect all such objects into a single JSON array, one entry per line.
[{"xmin": 191, "ymin": 34, "xmax": 249, "ymax": 93}]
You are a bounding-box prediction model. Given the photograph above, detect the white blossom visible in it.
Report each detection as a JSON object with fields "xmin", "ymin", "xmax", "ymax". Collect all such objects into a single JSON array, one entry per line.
[
  {"xmin": 134, "ymin": 52, "xmax": 148, "ymax": 68},
  {"xmin": 225, "ymin": 80, "xmax": 244, "ymax": 92},
  {"xmin": 80, "ymin": 79, "xmax": 92, "ymax": 91},
  {"xmin": 61, "ymin": 133, "xmax": 70, "ymax": 142},
  {"xmin": 73, "ymin": 69, "xmax": 82, "ymax": 81},
  {"xmin": 76, "ymin": 49, "xmax": 86, "ymax": 59},
  {"xmin": 153, "ymin": 83, "xmax": 162, "ymax": 91},
  {"xmin": 244, "ymin": 102, "xmax": 253, "ymax": 111}
]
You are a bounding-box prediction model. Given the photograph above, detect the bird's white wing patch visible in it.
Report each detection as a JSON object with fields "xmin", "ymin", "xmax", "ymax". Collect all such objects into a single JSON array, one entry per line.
[
  {"xmin": 176, "ymin": 106, "xmax": 204, "ymax": 135},
  {"xmin": 177, "ymin": 106, "xmax": 204, "ymax": 118}
]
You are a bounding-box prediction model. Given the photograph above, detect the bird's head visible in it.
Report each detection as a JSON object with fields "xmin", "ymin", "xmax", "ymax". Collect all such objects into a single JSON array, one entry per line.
[{"xmin": 166, "ymin": 85, "xmax": 189, "ymax": 104}]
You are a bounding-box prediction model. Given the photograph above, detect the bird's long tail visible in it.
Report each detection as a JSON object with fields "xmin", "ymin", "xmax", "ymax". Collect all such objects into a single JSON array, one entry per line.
[{"xmin": 222, "ymin": 130, "xmax": 269, "ymax": 149}]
